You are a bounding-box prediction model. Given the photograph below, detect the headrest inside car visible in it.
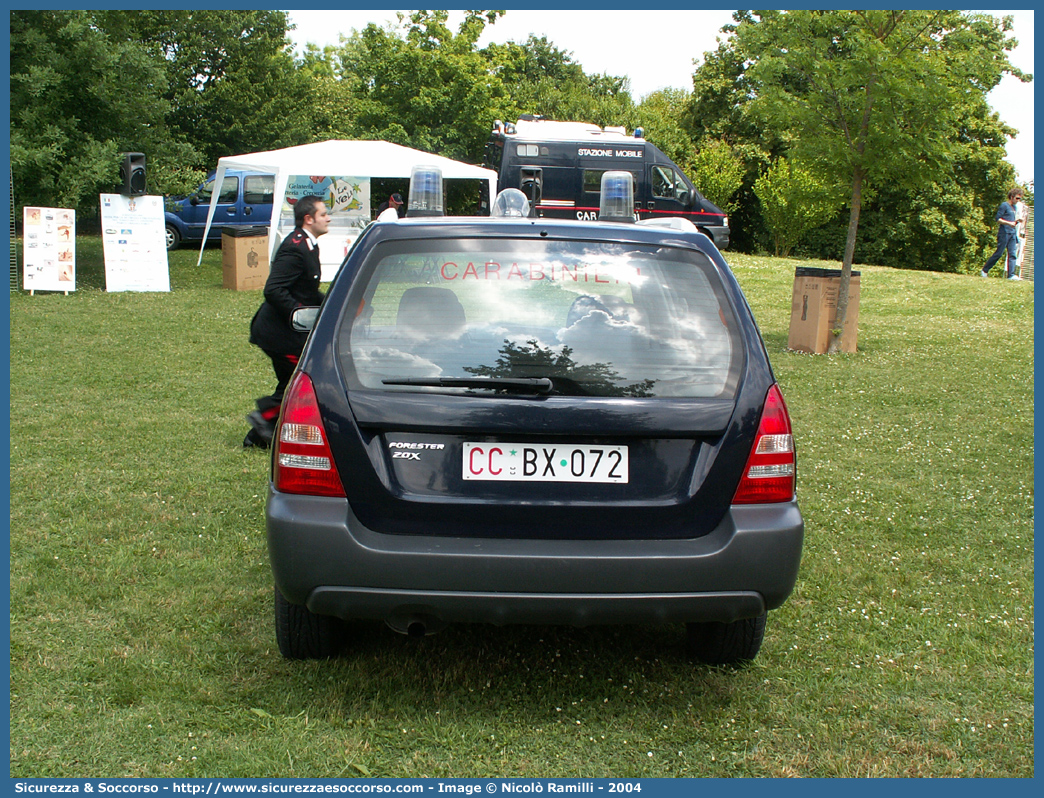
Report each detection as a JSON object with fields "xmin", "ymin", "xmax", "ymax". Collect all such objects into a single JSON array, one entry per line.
[{"xmin": 396, "ymin": 286, "xmax": 466, "ymax": 335}]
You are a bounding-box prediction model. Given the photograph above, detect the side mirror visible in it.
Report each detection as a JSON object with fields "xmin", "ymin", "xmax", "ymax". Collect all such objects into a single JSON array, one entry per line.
[
  {"xmin": 291, "ymin": 306, "xmax": 321, "ymax": 332},
  {"xmin": 676, "ymin": 188, "xmax": 690, "ymax": 206},
  {"xmin": 189, "ymin": 195, "xmax": 199, "ymax": 206}
]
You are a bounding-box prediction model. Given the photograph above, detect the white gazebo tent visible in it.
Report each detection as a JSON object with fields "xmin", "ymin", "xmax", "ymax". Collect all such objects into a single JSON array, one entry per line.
[{"xmin": 197, "ymin": 139, "xmax": 498, "ymax": 279}]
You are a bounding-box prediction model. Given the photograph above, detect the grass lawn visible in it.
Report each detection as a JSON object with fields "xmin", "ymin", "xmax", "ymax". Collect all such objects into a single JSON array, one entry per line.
[{"xmin": 8, "ymin": 237, "xmax": 1034, "ymax": 777}]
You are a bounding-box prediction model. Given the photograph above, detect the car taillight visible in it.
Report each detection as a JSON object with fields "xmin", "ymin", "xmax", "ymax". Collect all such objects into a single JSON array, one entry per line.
[
  {"xmin": 272, "ymin": 371, "xmax": 346, "ymax": 498},
  {"xmin": 732, "ymin": 384, "xmax": 796, "ymax": 504}
]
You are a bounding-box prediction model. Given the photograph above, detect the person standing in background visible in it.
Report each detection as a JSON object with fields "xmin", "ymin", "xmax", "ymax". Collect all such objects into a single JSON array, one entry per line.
[
  {"xmin": 376, "ymin": 192, "xmax": 404, "ymax": 220},
  {"xmin": 981, "ymin": 187, "xmax": 1022, "ymax": 280}
]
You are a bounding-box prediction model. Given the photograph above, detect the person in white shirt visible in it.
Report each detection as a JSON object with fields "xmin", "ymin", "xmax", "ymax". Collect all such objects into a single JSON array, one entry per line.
[{"xmin": 1014, "ymin": 196, "xmax": 1029, "ymax": 275}]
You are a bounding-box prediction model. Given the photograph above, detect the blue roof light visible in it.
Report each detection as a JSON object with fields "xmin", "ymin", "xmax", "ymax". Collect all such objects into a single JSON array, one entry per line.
[
  {"xmin": 406, "ymin": 165, "xmax": 444, "ymax": 217},
  {"xmin": 598, "ymin": 171, "xmax": 635, "ymax": 223},
  {"xmin": 491, "ymin": 188, "xmax": 531, "ymax": 218}
]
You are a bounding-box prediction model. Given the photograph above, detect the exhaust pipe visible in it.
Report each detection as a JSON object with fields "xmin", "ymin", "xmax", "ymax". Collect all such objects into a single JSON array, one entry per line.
[
  {"xmin": 386, "ymin": 611, "xmax": 446, "ymax": 637},
  {"xmin": 407, "ymin": 621, "xmax": 427, "ymax": 639}
]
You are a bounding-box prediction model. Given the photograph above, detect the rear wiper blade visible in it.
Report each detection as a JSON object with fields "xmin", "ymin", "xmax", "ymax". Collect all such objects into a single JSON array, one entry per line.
[{"xmin": 382, "ymin": 376, "xmax": 554, "ymax": 395}]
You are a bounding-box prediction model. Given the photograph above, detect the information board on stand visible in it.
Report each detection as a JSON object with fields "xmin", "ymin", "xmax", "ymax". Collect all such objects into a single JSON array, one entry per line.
[
  {"xmin": 99, "ymin": 194, "xmax": 170, "ymax": 292},
  {"xmin": 22, "ymin": 206, "xmax": 75, "ymax": 293}
]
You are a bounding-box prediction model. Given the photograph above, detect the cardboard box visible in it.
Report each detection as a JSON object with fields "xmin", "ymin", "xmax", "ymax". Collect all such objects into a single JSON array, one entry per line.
[
  {"xmin": 787, "ymin": 267, "xmax": 860, "ymax": 354},
  {"xmin": 221, "ymin": 226, "xmax": 270, "ymax": 290}
]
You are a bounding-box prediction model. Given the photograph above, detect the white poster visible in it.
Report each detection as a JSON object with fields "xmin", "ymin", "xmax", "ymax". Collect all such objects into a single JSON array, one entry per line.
[
  {"xmin": 23, "ymin": 207, "xmax": 75, "ymax": 292},
  {"xmin": 100, "ymin": 194, "xmax": 170, "ymax": 292}
]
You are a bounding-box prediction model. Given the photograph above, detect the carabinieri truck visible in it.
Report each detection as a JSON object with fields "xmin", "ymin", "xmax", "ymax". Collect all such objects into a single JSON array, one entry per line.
[{"xmin": 483, "ymin": 116, "xmax": 730, "ymax": 249}]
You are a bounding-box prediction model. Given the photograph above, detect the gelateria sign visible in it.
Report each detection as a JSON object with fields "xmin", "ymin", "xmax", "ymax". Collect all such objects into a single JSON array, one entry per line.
[{"xmin": 279, "ymin": 175, "xmax": 370, "ymax": 227}]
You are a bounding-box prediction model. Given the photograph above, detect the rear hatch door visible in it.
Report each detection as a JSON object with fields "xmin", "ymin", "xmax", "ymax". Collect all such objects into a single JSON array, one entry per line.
[{"xmin": 320, "ymin": 228, "xmax": 765, "ymax": 540}]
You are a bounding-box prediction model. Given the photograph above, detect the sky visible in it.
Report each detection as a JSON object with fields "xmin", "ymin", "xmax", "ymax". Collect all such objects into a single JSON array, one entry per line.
[{"xmin": 286, "ymin": 8, "xmax": 1035, "ymax": 185}]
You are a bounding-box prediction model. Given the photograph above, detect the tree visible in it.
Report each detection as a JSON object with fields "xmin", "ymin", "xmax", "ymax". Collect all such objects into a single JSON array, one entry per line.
[
  {"xmin": 689, "ymin": 140, "xmax": 746, "ymax": 218},
  {"xmin": 100, "ymin": 11, "xmax": 313, "ymax": 166},
  {"xmin": 333, "ymin": 11, "xmax": 507, "ymax": 162},
  {"xmin": 636, "ymin": 89, "xmax": 695, "ymax": 172},
  {"xmin": 10, "ymin": 11, "xmax": 199, "ymax": 209},
  {"xmin": 488, "ymin": 36, "xmax": 636, "ymax": 130},
  {"xmin": 834, "ymin": 91, "xmax": 1019, "ymax": 273},
  {"xmin": 754, "ymin": 159, "xmax": 840, "ymax": 257},
  {"xmin": 10, "ymin": 10, "xmax": 315, "ymax": 211},
  {"xmin": 639, "ymin": 90, "xmax": 748, "ymax": 218},
  {"xmin": 297, "ymin": 43, "xmax": 362, "ymax": 141},
  {"xmin": 687, "ymin": 13, "xmax": 1025, "ymax": 269},
  {"xmin": 684, "ymin": 34, "xmax": 782, "ymax": 252},
  {"xmin": 733, "ymin": 10, "xmax": 1029, "ymax": 352},
  {"xmin": 321, "ymin": 13, "xmax": 637, "ymax": 165}
]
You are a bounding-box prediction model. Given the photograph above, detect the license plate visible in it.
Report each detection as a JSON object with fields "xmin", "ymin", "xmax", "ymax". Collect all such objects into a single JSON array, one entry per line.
[{"xmin": 463, "ymin": 443, "xmax": 628, "ymax": 483}]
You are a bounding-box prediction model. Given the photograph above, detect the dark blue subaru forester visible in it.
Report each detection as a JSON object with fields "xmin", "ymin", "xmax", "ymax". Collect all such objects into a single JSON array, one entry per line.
[{"xmin": 266, "ymin": 170, "xmax": 803, "ymax": 665}]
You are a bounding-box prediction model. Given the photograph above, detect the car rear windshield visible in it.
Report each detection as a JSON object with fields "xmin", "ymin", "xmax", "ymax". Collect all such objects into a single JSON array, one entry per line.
[{"xmin": 340, "ymin": 237, "xmax": 741, "ymax": 399}]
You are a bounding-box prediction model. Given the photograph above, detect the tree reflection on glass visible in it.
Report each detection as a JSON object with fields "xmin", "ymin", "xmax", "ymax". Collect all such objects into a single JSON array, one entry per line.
[{"xmin": 464, "ymin": 339, "xmax": 655, "ymax": 397}]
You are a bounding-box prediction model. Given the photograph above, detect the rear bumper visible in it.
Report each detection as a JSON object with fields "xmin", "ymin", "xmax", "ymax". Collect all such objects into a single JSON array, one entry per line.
[
  {"xmin": 704, "ymin": 225, "xmax": 730, "ymax": 250},
  {"xmin": 266, "ymin": 489, "xmax": 803, "ymax": 629}
]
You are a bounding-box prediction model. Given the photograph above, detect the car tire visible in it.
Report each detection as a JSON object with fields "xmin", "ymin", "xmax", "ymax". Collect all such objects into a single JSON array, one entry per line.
[
  {"xmin": 274, "ymin": 586, "xmax": 345, "ymax": 659},
  {"xmin": 686, "ymin": 613, "xmax": 766, "ymax": 665},
  {"xmin": 165, "ymin": 224, "xmax": 181, "ymax": 251}
]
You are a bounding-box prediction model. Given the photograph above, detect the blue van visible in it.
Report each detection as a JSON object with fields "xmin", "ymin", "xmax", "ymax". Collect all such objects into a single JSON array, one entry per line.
[
  {"xmin": 164, "ymin": 170, "xmax": 275, "ymax": 250},
  {"xmin": 484, "ymin": 117, "xmax": 730, "ymax": 249}
]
